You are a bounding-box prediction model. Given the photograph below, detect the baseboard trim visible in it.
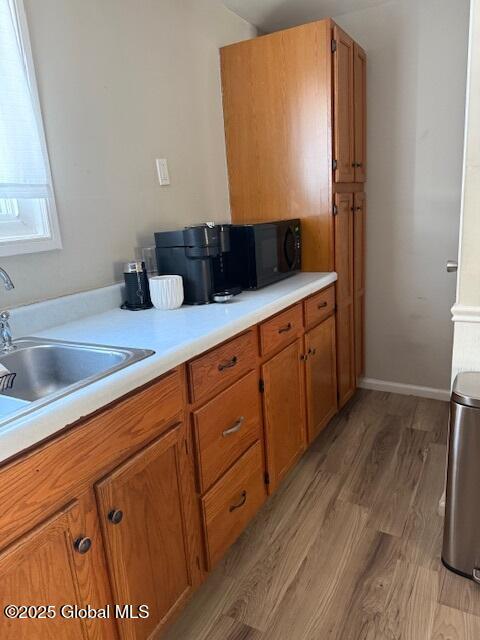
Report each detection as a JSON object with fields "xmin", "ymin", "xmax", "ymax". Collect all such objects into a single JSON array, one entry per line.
[
  {"xmin": 358, "ymin": 377, "xmax": 450, "ymax": 402},
  {"xmin": 451, "ymin": 303, "xmax": 480, "ymax": 323}
]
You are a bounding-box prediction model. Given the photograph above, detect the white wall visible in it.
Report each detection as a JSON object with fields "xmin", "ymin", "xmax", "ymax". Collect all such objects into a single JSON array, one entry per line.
[
  {"xmin": 335, "ymin": 0, "xmax": 469, "ymax": 392},
  {"xmin": 0, "ymin": 0, "xmax": 255, "ymax": 308},
  {"xmin": 451, "ymin": 0, "xmax": 480, "ymax": 382}
]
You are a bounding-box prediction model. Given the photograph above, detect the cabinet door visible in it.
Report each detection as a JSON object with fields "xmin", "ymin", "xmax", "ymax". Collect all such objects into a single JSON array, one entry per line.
[
  {"xmin": 334, "ymin": 192, "xmax": 356, "ymax": 407},
  {"xmin": 354, "ymin": 192, "xmax": 366, "ymax": 381},
  {"xmin": 95, "ymin": 423, "xmax": 201, "ymax": 640},
  {"xmin": 262, "ymin": 339, "xmax": 306, "ymax": 493},
  {"xmin": 333, "ymin": 25, "xmax": 355, "ymax": 183},
  {"xmin": 0, "ymin": 496, "xmax": 116, "ymax": 640},
  {"xmin": 305, "ymin": 315, "xmax": 338, "ymax": 442},
  {"xmin": 354, "ymin": 43, "xmax": 367, "ymax": 182}
]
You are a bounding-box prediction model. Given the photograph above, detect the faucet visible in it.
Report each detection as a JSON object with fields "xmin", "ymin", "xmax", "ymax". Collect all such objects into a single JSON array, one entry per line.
[
  {"xmin": 0, "ymin": 268, "xmax": 14, "ymax": 352},
  {"xmin": 0, "ymin": 268, "xmax": 14, "ymax": 291}
]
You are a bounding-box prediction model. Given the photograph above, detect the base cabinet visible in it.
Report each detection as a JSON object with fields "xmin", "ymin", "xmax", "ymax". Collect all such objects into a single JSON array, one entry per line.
[
  {"xmin": 262, "ymin": 338, "xmax": 306, "ymax": 492},
  {"xmin": 0, "ymin": 495, "xmax": 116, "ymax": 640},
  {"xmin": 95, "ymin": 423, "xmax": 200, "ymax": 640},
  {"xmin": 0, "ymin": 284, "xmax": 343, "ymax": 640},
  {"xmin": 305, "ymin": 315, "xmax": 338, "ymax": 442}
]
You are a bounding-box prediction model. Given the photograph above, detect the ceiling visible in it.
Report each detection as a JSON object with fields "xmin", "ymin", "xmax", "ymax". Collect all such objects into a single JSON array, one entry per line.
[{"xmin": 223, "ymin": 0, "xmax": 391, "ymax": 32}]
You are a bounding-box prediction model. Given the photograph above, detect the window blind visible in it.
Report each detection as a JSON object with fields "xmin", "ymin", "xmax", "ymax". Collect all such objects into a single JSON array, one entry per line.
[{"xmin": 0, "ymin": 0, "xmax": 50, "ymax": 199}]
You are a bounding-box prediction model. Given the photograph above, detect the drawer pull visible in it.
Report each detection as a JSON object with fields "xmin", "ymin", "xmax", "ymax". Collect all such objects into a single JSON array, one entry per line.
[
  {"xmin": 317, "ymin": 301, "xmax": 328, "ymax": 309},
  {"xmin": 218, "ymin": 356, "xmax": 238, "ymax": 372},
  {"xmin": 222, "ymin": 416, "xmax": 245, "ymax": 437},
  {"xmin": 278, "ymin": 322, "xmax": 293, "ymax": 334},
  {"xmin": 229, "ymin": 490, "xmax": 247, "ymax": 512}
]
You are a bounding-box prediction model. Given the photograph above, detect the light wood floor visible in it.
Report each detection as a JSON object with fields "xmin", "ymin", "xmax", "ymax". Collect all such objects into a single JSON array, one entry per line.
[{"xmin": 164, "ymin": 390, "xmax": 480, "ymax": 640}]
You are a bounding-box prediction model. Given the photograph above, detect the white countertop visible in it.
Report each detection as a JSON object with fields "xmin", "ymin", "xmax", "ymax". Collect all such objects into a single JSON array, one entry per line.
[{"xmin": 0, "ymin": 272, "xmax": 336, "ymax": 464}]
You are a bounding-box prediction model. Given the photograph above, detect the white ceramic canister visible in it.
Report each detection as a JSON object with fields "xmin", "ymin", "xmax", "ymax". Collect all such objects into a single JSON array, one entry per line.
[{"xmin": 149, "ymin": 275, "xmax": 184, "ymax": 310}]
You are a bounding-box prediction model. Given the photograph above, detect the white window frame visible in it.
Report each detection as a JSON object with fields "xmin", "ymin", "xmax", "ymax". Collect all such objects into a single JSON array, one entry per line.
[{"xmin": 0, "ymin": 0, "xmax": 62, "ymax": 257}]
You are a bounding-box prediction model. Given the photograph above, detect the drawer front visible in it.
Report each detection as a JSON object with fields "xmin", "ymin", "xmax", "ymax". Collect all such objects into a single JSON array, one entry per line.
[
  {"xmin": 201, "ymin": 442, "xmax": 266, "ymax": 569},
  {"xmin": 260, "ymin": 304, "xmax": 303, "ymax": 357},
  {"xmin": 304, "ymin": 285, "xmax": 335, "ymax": 328},
  {"xmin": 193, "ymin": 371, "xmax": 261, "ymax": 492},
  {"xmin": 188, "ymin": 331, "xmax": 257, "ymax": 402}
]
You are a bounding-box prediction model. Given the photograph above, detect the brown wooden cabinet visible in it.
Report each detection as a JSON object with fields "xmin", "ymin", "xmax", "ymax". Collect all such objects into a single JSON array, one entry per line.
[
  {"xmin": 261, "ymin": 339, "xmax": 306, "ymax": 492},
  {"xmin": 221, "ymin": 18, "xmax": 367, "ymax": 412},
  {"xmin": 95, "ymin": 422, "xmax": 200, "ymax": 640},
  {"xmin": 333, "ymin": 28, "xmax": 367, "ymax": 184},
  {"xmin": 0, "ymin": 284, "xmax": 340, "ymax": 639},
  {"xmin": 305, "ymin": 315, "xmax": 338, "ymax": 442},
  {"xmin": 334, "ymin": 193, "xmax": 356, "ymax": 407},
  {"xmin": 333, "ymin": 25, "xmax": 355, "ymax": 183},
  {"xmin": 354, "ymin": 192, "xmax": 366, "ymax": 381},
  {"xmin": 0, "ymin": 495, "xmax": 116, "ymax": 640},
  {"xmin": 220, "ymin": 20, "xmax": 334, "ymax": 273},
  {"xmin": 354, "ymin": 44, "xmax": 367, "ymax": 182}
]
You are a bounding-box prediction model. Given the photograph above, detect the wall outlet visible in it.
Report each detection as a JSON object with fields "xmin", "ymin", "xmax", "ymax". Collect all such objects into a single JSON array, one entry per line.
[{"xmin": 156, "ymin": 158, "xmax": 170, "ymax": 186}]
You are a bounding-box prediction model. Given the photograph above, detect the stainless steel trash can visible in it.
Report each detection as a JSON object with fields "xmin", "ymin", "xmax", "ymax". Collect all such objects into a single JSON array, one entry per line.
[{"xmin": 443, "ymin": 372, "xmax": 480, "ymax": 582}]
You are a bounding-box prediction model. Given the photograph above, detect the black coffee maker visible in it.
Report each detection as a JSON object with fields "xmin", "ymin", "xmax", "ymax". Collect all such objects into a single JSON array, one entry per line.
[{"xmin": 154, "ymin": 224, "xmax": 240, "ymax": 305}]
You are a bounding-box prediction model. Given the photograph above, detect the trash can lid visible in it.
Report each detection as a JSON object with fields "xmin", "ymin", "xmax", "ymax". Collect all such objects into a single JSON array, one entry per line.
[{"xmin": 452, "ymin": 372, "xmax": 480, "ymax": 408}]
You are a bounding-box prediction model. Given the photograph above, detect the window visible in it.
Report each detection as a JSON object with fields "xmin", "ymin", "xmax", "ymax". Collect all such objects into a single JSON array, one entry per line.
[{"xmin": 0, "ymin": 0, "xmax": 61, "ymax": 256}]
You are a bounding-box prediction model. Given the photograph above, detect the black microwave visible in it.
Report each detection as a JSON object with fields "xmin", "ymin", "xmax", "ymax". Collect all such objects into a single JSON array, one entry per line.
[{"xmin": 228, "ymin": 219, "xmax": 301, "ymax": 290}]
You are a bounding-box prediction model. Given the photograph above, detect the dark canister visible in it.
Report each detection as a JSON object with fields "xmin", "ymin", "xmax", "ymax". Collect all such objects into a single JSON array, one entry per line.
[{"xmin": 121, "ymin": 261, "xmax": 153, "ymax": 310}]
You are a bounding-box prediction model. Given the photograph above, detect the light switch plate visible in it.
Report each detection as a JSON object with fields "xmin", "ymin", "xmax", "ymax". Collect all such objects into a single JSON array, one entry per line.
[{"xmin": 156, "ymin": 158, "xmax": 170, "ymax": 186}]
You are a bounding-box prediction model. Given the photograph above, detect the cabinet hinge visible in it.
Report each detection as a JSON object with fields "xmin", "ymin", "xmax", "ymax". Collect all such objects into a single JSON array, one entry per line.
[
  {"xmin": 259, "ymin": 379, "xmax": 265, "ymax": 393},
  {"xmin": 331, "ymin": 39, "xmax": 337, "ymax": 53},
  {"xmin": 264, "ymin": 472, "xmax": 270, "ymax": 485},
  {"xmin": 332, "ymin": 159, "xmax": 338, "ymax": 171},
  {"xmin": 332, "ymin": 204, "xmax": 338, "ymax": 216}
]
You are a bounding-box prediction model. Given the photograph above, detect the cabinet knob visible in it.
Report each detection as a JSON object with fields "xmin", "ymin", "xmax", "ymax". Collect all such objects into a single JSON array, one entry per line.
[
  {"xmin": 74, "ymin": 537, "xmax": 92, "ymax": 554},
  {"xmin": 317, "ymin": 301, "xmax": 328, "ymax": 309},
  {"xmin": 108, "ymin": 509, "xmax": 124, "ymax": 525}
]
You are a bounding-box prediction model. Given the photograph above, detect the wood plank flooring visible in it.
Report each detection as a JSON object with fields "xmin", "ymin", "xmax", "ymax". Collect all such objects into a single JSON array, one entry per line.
[{"xmin": 163, "ymin": 390, "xmax": 479, "ymax": 640}]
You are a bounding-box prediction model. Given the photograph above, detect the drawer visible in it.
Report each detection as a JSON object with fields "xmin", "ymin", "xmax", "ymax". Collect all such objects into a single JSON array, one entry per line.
[
  {"xmin": 304, "ymin": 285, "xmax": 335, "ymax": 329},
  {"xmin": 260, "ymin": 303, "xmax": 303, "ymax": 357},
  {"xmin": 193, "ymin": 371, "xmax": 261, "ymax": 492},
  {"xmin": 201, "ymin": 441, "xmax": 266, "ymax": 569},
  {"xmin": 188, "ymin": 330, "xmax": 257, "ymax": 402}
]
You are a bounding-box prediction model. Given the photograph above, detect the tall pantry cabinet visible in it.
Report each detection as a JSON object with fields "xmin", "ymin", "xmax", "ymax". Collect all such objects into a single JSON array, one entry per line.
[{"xmin": 220, "ymin": 19, "xmax": 366, "ymax": 410}]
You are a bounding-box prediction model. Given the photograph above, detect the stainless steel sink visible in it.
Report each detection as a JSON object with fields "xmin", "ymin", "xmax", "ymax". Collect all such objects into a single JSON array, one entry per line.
[{"xmin": 0, "ymin": 338, "xmax": 154, "ymax": 420}]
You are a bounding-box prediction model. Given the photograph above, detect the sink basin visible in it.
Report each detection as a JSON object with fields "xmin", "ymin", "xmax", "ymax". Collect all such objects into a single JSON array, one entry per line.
[{"xmin": 0, "ymin": 338, "xmax": 154, "ymax": 421}]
